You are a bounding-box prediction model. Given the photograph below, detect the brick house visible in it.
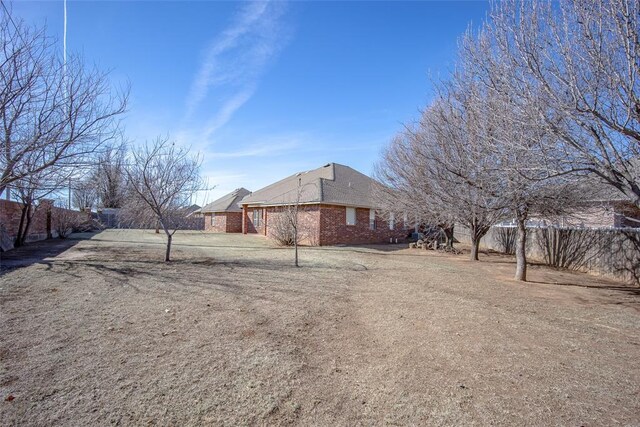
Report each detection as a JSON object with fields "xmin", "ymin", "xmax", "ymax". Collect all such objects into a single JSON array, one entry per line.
[
  {"xmin": 240, "ymin": 163, "xmax": 409, "ymax": 245},
  {"xmin": 561, "ymin": 200, "xmax": 640, "ymax": 228},
  {"xmin": 201, "ymin": 188, "xmax": 251, "ymax": 233}
]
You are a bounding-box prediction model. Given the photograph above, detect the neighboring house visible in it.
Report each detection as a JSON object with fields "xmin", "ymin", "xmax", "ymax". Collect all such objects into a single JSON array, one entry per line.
[
  {"xmin": 562, "ymin": 199, "xmax": 640, "ymax": 228},
  {"xmin": 183, "ymin": 204, "xmax": 202, "ymax": 218},
  {"xmin": 568, "ymin": 176, "xmax": 640, "ymax": 228},
  {"xmin": 240, "ymin": 163, "xmax": 408, "ymax": 245},
  {"xmin": 497, "ymin": 199, "xmax": 640, "ymax": 229},
  {"xmin": 201, "ymin": 188, "xmax": 251, "ymax": 233}
]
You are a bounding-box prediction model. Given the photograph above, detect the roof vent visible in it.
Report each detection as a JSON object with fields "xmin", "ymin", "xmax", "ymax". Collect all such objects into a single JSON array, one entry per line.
[{"xmin": 324, "ymin": 163, "xmax": 331, "ymax": 167}]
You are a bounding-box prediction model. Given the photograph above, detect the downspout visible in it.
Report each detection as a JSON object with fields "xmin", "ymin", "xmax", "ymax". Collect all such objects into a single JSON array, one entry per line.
[{"xmin": 242, "ymin": 205, "xmax": 247, "ymax": 234}]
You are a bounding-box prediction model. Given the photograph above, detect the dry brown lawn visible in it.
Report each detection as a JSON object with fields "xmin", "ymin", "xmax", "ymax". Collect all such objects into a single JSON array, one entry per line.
[{"xmin": 1, "ymin": 230, "xmax": 639, "ymax": 426}]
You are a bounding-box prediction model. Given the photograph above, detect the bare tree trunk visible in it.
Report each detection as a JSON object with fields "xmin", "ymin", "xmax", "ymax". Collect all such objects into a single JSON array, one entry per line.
[
  {"xmin": 469, "ymin": 221, "xmax": 492, "ymax": 261},
  {"xmin": 14, "ymin": 204, "xmax": 28, "ymax": 247},
  {"xmin": 159, "ymin": 219, "xmax": 173, "ymax": 262},
  {"xmin": 470, "ymin": 236, "xmax": 480, "ymax": 261},
  {"xmin": 514, "ymin": 214, "xmax": 527, "ymax": 281},
  {"xmin": 46, "ymin": 209, "xmax": 52, "ymax": 239},
  {"xmin": 15, "ymin": 203, "xmax": 36, "ymax": 247},
  {"xmin": 164, "ymin": 232, "xmax": 172, "ymax": 262},
  {"xmin": 443, "ymin": 225, "xmax": 454, "ymax": 249},
  {"xmin": 294, "ymin": 183, "xmax": 301, "ymax": 267},
  {"xmin": 20, "ymin": 205, "xmax": 34, "ymax": 246}
]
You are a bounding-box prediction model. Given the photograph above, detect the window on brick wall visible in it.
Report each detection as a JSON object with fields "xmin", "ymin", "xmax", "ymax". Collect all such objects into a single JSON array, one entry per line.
[
  {"xmin": 211, "ymin": 215, "xmax": 216, "ymax": 226},
  {"xmin": 403, "ymin": 212, "xmax": 408, "ymax": 229},
  {"xmin": 389, "ymin": 212, "xmax": 395, "ymax": 230},
  {"xmin": 369, "ymin": 209, "xmax": 376, "ymax": 230},
  {"xmin": 346, "ymin": 207, "xmax": 356, "ymax": 226},
  {"xmin": 252, "ymin": 209, "xmax": 262, "ymax": 227}
]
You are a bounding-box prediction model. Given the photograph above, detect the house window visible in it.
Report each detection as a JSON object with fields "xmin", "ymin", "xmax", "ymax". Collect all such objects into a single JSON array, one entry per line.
[
  {"xmin": 369, "ymin": 209, "xmax": 376, "ymax": 230},
  {"xmin": 253, "ymin": 209, "xmax": 262, "ymax": 227},
  {"xmin": 403, "ymin": 212, "xmax": 408, "ymax": 229},
  {"xmin": 211, "ymin": 215, "xmax": 216, "ymax": 226},
  {"xmin": 389, "ymin": 212, "xmax": 395, "ymax": 230},
  {"xmin": 346, "ymin": 207, "xmax": 356, "ymax": 226}
]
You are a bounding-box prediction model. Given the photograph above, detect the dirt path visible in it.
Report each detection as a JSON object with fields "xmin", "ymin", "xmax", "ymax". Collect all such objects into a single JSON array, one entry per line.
[{"xmin": 1, "ymin": 231, "xmax": 639, "ymax": 426}]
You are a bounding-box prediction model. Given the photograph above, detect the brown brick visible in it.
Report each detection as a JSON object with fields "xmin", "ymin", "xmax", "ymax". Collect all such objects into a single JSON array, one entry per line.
[
  {"xmin": 204, "ymin": 212, "xmax": 243, "ymax": 233},
  {"xmin": 0, "ymin": 199, "xmax": 88, "ymax": 249},
  {"xmin": 242, "ymin": 203, "xmax": 408, "ymax": 246}
]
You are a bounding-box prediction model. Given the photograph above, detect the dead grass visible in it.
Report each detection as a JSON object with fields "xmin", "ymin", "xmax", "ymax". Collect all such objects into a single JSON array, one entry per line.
[{"xmin": 1, "ymin": 230, "xmax": 639, "ymax": 426}]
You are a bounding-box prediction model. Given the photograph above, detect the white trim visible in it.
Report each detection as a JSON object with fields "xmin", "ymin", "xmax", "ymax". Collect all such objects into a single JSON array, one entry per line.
[{"xmin": 346, "ymin": 207, "xmax": 356, "ymax": 226}]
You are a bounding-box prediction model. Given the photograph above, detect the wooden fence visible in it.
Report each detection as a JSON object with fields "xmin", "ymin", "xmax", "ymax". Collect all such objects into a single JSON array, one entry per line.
[
  {"xmin": 455, "ymin": 225, "xmax": 640, "ymax": 285},
  {"xmin": 94, "ymin": 209, "xmax": 205, "ymax": 231}
]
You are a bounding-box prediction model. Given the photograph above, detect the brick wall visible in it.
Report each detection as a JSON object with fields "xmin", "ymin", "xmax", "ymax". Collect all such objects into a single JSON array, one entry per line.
[
  {"xmin": 1, "ymin": 199, "xmax": 30, "ymax": 244},
  {"xmin": 243, "ymin": 207, "xmax": 267, "ymax": 235},
  {"xmin": 266, "ymin": 205, "xmax": 321, "ymax": 245},
  {"xmin": 318, "ymin": 204, "xmax": 408, "ymax": 245},
  {"xmin": 614, "ymin": 202, "xmax": 640, "ymax": 228},
  {"xmin": 225, "ymin": 212, "xmax": 243, "ymax": 233},
  {"xmin": 0, "ymin": 199, "xmax": 89, "ymax": 250},
  {"xmin": 558, "ymin": 205, "xmax": 617, "ymax": 228},
  {"xmin": 554, "ymin": 201, "xmax": 640, "ymax": 229},
  {"xmin": 243, "ymin": 203, "xmax": 408, "ymax": 246},
  {"xmin": 204, "ymin": 212, "xmax": 242, "ymax": 233},
  {"xmin": 204, "ymin": 212, "xmax": 226, "ymax": 233}
]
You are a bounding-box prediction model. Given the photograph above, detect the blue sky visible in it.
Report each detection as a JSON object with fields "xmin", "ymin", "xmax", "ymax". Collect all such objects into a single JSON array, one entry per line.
[{"xmin": 12, "ymin": 0, "xmax": 488, "ymax": 205}]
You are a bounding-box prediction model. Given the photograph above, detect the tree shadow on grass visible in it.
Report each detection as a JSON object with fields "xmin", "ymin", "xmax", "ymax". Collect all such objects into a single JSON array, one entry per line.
[
  {"xmin": 0, "ymin": 233, "xmax": 96, "ymax": 276},
  {"xmin": 91, "ymin": 238, "xmax": 273, "ymax": 252},
  {"xmin": 527, "ymin": 280, "xmax": 640, "ymax": 296},
  {"xmin": 38, "ymin": 257, "xmax": 332, "ymax": 303}
]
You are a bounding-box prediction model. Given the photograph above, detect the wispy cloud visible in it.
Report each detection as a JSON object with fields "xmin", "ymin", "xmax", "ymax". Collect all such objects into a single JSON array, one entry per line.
[
  {"xmin": 185, "ymin": 1, "xmax": 290, "ymax": 138},
  {"xmin": 208, "ymin": 139, "xmax": 300, "ymax": 159},
  {"xmin": 201, "ymin": 87, "xmax": 256, "ymax": 139}
]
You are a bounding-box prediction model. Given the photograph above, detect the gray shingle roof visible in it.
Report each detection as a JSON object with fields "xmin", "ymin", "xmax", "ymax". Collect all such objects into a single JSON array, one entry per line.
[
  {"xmin": 201, "ymin": 188, "xmax": 251, "ymax": 213},
  {"xmin": 241, "ymin": 163, "xmax": 378, "ymax": 208}
]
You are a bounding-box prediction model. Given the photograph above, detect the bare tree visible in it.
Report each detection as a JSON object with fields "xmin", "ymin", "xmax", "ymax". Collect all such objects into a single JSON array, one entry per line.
[
  {"xmin": 10, "ymin": 152, "xmax": 71, "ymax": 246},
  {"xmin": 0, "ymin": 8, "xmax": 127, "ymax": 198},
  {"xmin": 268, "ymin": 179, "xmax": 316, "ymax": 266},
  {"xmin": 92, "ymin": 140, "xmax": 127, "ymax": 208},
  {"xmin": 375, "ymin": 93, "xmax": 508, "ymax": 261},
  {"xmin": 483, "ymin": 85, "xmax": 587, "ymax": 281},
  {"xmin": 377, "ymin": 19, "xmax": 591, "ymax": 279},
  {"xmin": 12, "ymin": 175, "xmax": 54, "ymax": 247},
  {"xmin": 479, "ymin": 0, "xmax": 640, "ymax": 207},
  {"xmin": 72, "ymin": 178, "xmax": 97, "ymax": 211},
  {"xmin": 374, "ymin": 132, "xmax": 459, "ymax": 251},
  {"xmin": 52, "ymin": 201, "xmax": 81, "ymax": 239},
  {"xmin": 124, "ymin": 137, "xmax": 202, "ymax": 262},
  {"xmin": 440, "ymin": 19, "xmax": 590, "ymax": 281}
]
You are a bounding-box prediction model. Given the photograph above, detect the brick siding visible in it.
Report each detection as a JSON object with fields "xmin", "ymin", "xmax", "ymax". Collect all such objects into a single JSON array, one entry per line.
[
  {"xmin": 614, "ymin": 202, "xmax": 640, "ymax": 228},
  {"xmin": 317, "ymin": 204, "xmax": 408, "ymax": 245},
  {"xmin": 204, "ymin": 212, "xmax": 243, "ymax": 233},
  {"xmin": 0, "ymin": 199, "xmax": 89, "ymax": 250},
  {"xmin": 243, "ymin": 207, "xmax": 267, "ymax": 235},
  {"xmin": 266, "ymin": 205, "xmax": 321, "ymax": 245},
  {"xmin": 557, "ymin": 201, "xmax": 640, "ymax": 228},
  {"xmin": 243, "ymin": 203, "xmax": 408, "ymax": 246}
]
